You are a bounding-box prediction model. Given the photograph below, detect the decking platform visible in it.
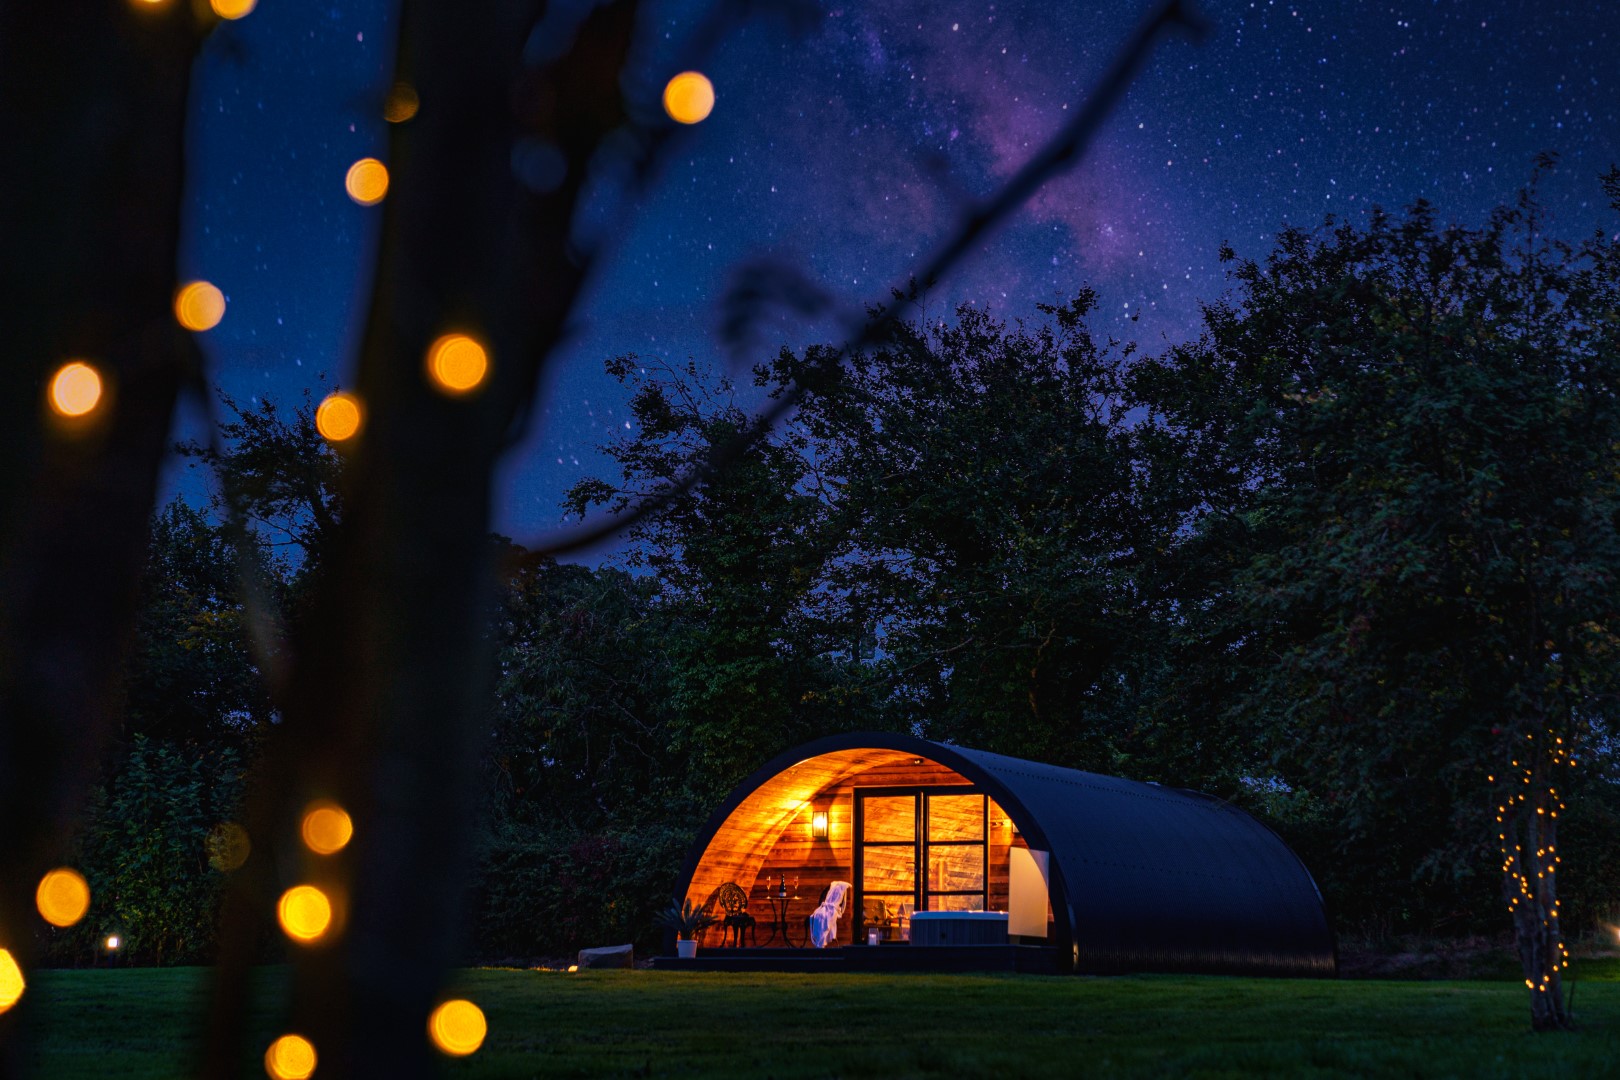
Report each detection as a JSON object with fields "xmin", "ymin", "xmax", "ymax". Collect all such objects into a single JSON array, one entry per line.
[{"xmin": 650, "ymin": 944, "xmax": 1062, "ymax": 974}]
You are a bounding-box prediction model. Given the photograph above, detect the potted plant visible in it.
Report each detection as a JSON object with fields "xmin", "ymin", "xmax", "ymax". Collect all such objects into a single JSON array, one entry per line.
[{"xmin": 655, "ymin": 898, "xmax": 715, "ymax": 958}]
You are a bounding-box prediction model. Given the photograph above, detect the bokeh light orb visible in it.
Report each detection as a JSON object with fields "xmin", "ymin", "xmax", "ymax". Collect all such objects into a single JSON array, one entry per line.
[
  {"xmin": 384, "ymin": 83, "xmax": 420, "ymax": 123},
  {"xmin": 210, "ymin": 0, "xmax": 256, "ymax": 19},
  {"xmin": 345, "ymin": 157, "xmax": 390, "ymax": 205},
  {"xmin": 301, "ymin": 802, "xmax": 354, "ymax": 856},
  {"xmin": 264, "ymin": 1034, "xmax": 317, "ymax": 1080},
  {"xmin": 315, "ymin": 392, "xmax": 363, "ymax": 443},
  {"xmin": 36, "ymin": 867, "xmax": 91, "ymax": 928},
  {"xmin": 207, "ymin": 822, "xmax": 252, "ymax": 872},
  {"xmin": 0, "ymin": 950, "xmax": 24, "ymax": 1013},
  {"xmin": 662, "ymin": 71, "xmax": 715, "ymax": 125},
  {"xmin": 49, "ymin": 361, "xmax": 103, "ymax": 418},
  {"xmin": 174, "ymin": 280, "xmax": 227, "ymax": 331},
  {"xmin": 428, "ymin": 999, "xmax": 487, "ymax": 1056},
  {"xmin": 426, "ymin": 333, "xmax": 489, "ymax": 395},
  {"xmin": 276, "ymin": 885, "xmax": 333, "ymax": 943}
]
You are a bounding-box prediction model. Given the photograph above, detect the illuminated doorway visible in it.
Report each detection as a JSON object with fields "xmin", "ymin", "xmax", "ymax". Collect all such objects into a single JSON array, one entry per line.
[{"xmin": 853, "ymin": 787, "xmax": 986, "ymax": 940}]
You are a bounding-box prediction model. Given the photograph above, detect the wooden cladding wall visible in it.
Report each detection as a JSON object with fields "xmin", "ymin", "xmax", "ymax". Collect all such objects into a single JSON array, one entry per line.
[{"xmin": 687, "ymin": 750, "xmax": 1048, "ymax": 948}]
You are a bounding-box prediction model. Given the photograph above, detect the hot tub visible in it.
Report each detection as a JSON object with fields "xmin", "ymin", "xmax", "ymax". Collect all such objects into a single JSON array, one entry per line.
[{"xmin": 908, "ymin": 910, "xmax": 1009, "ymax": 946}]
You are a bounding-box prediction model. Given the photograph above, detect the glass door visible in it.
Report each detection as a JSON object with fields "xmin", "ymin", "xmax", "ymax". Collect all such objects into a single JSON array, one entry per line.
[
  {"xmin": 924, "ymin": 792, "xmax": 986, "ymax": 911},
  {"xmin": 856, "ymin": 793, "xmax": 916, "ymax": 941},
  {"xmin": 854, "ymin": 788, "xmax": 987, "ymax": 940}
]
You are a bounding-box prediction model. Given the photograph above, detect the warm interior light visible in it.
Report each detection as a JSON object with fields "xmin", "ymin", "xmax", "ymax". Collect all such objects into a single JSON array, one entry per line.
[
  {"xmin": 426, "ymin": 333, "xmax": 489, "ymax": 394},
  {"xmin": 0, "ymin": 950, "xmax": 23, "ymax": 1013},
  {"xmin": 315, "ymin": 391, "xmax": 363, "ymax": 442},
  {"xmin": 428, "ymin": 998, "xmax": 488, "ymax": 1056},
  {"xmin": 662, "ymin": 71, "xmax": 715, "ymax": 124},
  {"xmin": 210, "ymin": 0, "xmax": 256, "ymax": 19},
  {"xmin": 384, "ymin": 83, "xmax": 420, "ymax": 123},
  {"xmin": 277, "ymin": 885, "xmax": 333, "ymax": 943},
  {"xmin": 174, "ymin": 280, "xmax": 226, "ymax": 331},
  {"xmin": 811, "ymin": 810, "xmax": 829, "ymax": 840},
  {"xmin": 49, "ymin": 361, "xmax": 103, "ymax": 418},
  {"xmin": 301, "ymin": 802, "xmax": 354, "ymax": 855},
  {"xmin": 264, "ymin": 1034, "xmax": 317, "ymax": 1080},
  {"xmin": 345, "ymin": 157, "xmax": 390, "ymax": 205},
  {"xmin": 36, "ymin": 868, "xmax": 91, "ymax": 928}
]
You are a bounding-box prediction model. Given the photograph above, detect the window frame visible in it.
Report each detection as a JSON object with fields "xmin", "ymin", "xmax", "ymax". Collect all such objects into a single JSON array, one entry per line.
[{"xmin": 853, "ymin": 785, "xmax": 987, "ymax": 934}]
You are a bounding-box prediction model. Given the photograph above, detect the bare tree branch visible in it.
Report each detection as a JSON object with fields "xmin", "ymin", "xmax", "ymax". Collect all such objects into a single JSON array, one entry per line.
[{"xmin": 528, "ymin": 0, "xmax": 1209, "ymax": 561}]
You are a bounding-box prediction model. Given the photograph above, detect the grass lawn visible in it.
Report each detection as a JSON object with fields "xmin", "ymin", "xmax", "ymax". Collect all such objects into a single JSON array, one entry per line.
[{"xmin": 23, "ymin": 962, "xmax": 1620, "ymax": 1078}]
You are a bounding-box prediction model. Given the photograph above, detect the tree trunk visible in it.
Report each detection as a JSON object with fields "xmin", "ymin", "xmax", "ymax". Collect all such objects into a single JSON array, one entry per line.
[
  {"xmin": 0, "ymin": 3, "xmax": 199, "ymax": 1071},
  {"xmin": 1497, "ymin": 732, "xmax": 1574, "ymax": 1031},
  {"xmin": 201, "ymin": 3, "xmax": 637, "ymax": 1075}
]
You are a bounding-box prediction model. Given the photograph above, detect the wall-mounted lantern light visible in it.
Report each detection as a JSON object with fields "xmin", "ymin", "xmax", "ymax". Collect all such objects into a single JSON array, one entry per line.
[{"xmin": 811, "ymin": 810, "xmax": 829, "ymax": 840}]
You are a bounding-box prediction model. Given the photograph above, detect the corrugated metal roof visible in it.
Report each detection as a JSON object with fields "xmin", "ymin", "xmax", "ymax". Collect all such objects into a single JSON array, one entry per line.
[{"xmin": 945, "ymin": 742, "xmax": 1334, "ymax": 976}]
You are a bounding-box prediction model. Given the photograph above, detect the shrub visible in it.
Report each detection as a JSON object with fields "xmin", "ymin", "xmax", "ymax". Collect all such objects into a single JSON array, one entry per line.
[
  {"xmin": 42, "ymin": 736, "xmax": 243, "ymax": 965},
  {"xmin": 468, "ymin": 821, "xmax": 694, "ymax": 959}
]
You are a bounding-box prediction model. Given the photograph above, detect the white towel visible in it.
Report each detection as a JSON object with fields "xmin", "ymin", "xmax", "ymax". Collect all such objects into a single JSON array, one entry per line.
[{"xmin": 808, "ymin": 880, "xmax": 851, "ymax": 948}]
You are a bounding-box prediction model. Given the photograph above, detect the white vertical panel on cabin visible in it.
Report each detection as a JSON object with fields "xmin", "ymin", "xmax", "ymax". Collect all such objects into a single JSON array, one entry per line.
[{"xmin": 1008, "ymin": 846, "xmax": 1050, "ymax": 940}]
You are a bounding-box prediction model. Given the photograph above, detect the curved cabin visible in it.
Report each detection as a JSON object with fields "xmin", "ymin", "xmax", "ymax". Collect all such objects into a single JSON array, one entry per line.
[{"xmin": 674, "ymin": 732, "xmax": 1335, "ymax": 976}]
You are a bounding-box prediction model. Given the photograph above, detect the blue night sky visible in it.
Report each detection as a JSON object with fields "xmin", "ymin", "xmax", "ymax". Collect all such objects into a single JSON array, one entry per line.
[{"xmin": 173, "ymin": 1, "xmax": 1618, "ymax": 558}]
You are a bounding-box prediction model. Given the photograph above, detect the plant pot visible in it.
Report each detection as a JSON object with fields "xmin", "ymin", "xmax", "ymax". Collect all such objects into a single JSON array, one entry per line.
[{"xmin": 676, "ymin": 939, "xmax": 698, "ymax": 959}]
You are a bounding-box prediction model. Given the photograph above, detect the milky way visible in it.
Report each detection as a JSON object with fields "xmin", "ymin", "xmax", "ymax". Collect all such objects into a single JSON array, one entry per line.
[{"xmin": 175, "ymin": 1, "xmax": 1618, "ymax": 555}]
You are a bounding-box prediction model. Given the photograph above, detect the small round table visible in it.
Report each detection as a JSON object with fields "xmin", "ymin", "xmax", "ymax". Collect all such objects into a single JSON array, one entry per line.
[{"xmin": 760, "ymin": 894, "xmax": 801, "ymax": 947}]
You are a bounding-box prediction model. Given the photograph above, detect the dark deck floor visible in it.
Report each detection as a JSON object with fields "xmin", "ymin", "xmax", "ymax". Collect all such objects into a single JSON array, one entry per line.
[{"xmin": 650, "ymin": 944, "xmax": 1062, "ymax": 974}]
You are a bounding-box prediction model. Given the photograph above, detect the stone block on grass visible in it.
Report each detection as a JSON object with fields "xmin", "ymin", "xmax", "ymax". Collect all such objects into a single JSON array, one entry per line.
[{"xmin": 577, "ymin": 944, "xmax": 634, "ymax": 969}]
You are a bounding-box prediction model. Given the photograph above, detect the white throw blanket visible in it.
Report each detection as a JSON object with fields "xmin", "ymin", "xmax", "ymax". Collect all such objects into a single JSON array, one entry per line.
[{"xmin": 808, "ymin": 880, "xmax": 850, "ymax": 948}]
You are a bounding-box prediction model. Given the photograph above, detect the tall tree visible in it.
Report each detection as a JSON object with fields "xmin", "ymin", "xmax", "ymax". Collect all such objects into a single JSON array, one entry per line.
[
  {"xmin": 575, "ymin": 293, "xmax": 1202, "ymax": 786},
  {"xmin": 567, "ymin": 356, "xmax": 869, "ymax": 803},
  {"xmin": 772, "ymin": 294, "xmax": 1185, "ymax": 776},
  {"xmin": 488, "ymin": 555, "xmax": 679, "ymax": 826},
  {"xmin": 1132, "ymin": 172, "xmax": 1620, "ymax": 1030},
  {"xmin": 0, "ymin": 5, "xmax": 203, "ymax": 1066},
  {"xmin": 124, "ymin": 500, "xmax": 279, "ymax": 749},
  {"xmin": 178, "ymin": 390, "xmax": 347, "ymax": 577}
]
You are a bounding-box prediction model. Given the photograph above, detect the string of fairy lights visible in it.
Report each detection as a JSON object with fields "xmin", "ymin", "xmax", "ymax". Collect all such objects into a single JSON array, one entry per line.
[
  {"xmin": 6, "ymin": 0, "xmax": 718, "ymax": 1070},
  {"xmin": 1492, "ymin": 730, "xmax": 1575, "ymax": 1000}
]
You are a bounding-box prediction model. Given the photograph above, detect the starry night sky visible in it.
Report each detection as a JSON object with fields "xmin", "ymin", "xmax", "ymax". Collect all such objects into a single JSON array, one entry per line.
[{"xmin": 173, "ymin": 1, "xmax": 1618, "ymax": 557}]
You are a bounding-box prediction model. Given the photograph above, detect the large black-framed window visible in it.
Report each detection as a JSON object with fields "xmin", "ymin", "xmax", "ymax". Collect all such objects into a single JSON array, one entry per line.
[{"xmin": 854, "ymin": 786, "xmax": 987, "ymax": 936}]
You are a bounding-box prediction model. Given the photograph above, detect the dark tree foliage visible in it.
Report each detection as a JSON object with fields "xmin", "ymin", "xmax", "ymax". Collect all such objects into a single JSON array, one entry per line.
[
  {"xmin": 177, "ymin": 389, "xmax": 346, "ymax": 575},
  {"xmin": 575, "ymin": 297, "xmax": 1203, "ymax": 786},
  {"xmin": 52, "ymin": 736, "xmax": 245, "ymax": 968},
  {"xmin": 488, "ymin": 554, "xmax": 681, "ymax": 826},
  {"xmin": 468, "ymin": 822, "xmax": 692, "ymax": 961},
  {"xmin": 567, "ymin": 356, "xmax": 878, "ymax": 805},
  {"xmin": 124, "ymin": 501, "xmax": 278, "ymax": 749},
  {"xmin": 475, "ymin": 557, "xmax": 700, "ymax": 962},
  {"xmin": 1131, "ymin": 172, "xmax": 1620, "ymax": 1029},
  {"xmin": 769, "ymin": 294, "xmax": 1186, "ymax": 777}
]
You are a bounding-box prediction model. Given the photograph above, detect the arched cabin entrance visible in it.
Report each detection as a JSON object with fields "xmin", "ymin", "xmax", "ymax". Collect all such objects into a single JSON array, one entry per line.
[{"xmin": 674, "ymin": 733, "xmax": 1336, "ymax": 977}]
